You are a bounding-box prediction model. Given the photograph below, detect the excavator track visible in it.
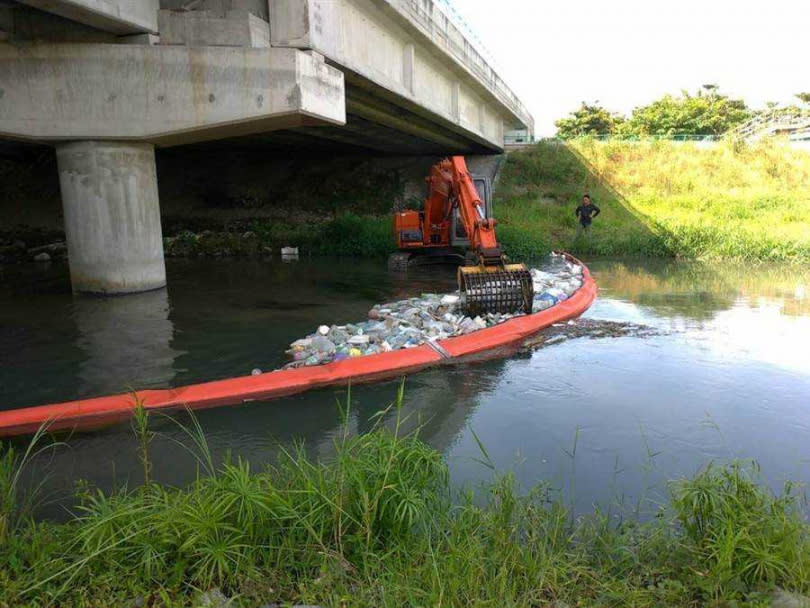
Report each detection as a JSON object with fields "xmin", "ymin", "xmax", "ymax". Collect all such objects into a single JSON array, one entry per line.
[{"xmin": 458, "ymin": 263, "xmax": 534, "ymax": 315}]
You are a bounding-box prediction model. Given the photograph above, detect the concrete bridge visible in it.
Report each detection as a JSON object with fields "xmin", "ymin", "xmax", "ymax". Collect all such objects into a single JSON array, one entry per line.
[{"xmin": 0, "ymin": 0, "xmax": 533, "ymax": 293}]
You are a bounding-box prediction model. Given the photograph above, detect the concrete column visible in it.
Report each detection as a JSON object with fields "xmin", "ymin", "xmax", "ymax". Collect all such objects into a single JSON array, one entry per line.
[
  {"xmin": 402, "ymin": 43, "xmax": 415, "ymax": 93},
  {"xmin": 451, "ymin": 82, "xmax": 460, "ymax": 122},
  {"xmin": 56, "ymin": 141, "xmax": 166, "ymax": 294}
]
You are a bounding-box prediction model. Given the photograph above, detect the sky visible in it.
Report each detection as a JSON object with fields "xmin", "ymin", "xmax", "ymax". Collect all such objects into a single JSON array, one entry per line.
[{"xmin": 452, "ymin": 0, "xmax": 808, "ymax": 135}]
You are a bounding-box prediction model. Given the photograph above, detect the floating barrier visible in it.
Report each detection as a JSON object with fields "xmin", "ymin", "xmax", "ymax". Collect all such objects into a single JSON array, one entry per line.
[{"xmin": 0, "ymin": 254, "xmax": 597, "ymax": 438}]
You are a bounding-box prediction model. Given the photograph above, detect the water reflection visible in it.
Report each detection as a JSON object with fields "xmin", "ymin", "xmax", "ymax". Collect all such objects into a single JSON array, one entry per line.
[
  {"xmin": 4, "ymin": 256, "xmax": 810, "ymax": 520},
  {"xmin": 72, "ymin": 288, "xmax": 178, "ymax": 397},
  {"xmin": 588, "ymin": 258, "xmax": 810, "ymax": 319}
]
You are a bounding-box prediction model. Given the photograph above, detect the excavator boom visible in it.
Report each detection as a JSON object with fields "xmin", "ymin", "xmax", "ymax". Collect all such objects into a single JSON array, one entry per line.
[
  {"xmin": 447, "ymin": 156, "xmax": 533, "ymax": 315},
  {"xmin": 392, "ymin": 155, "xmax": 533, "ymax": 315}
]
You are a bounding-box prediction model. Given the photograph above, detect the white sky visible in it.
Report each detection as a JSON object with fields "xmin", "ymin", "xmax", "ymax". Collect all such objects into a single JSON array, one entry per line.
[{"xmin": 453, "ymin": 0, "xmax": 808, "ymax": 135}]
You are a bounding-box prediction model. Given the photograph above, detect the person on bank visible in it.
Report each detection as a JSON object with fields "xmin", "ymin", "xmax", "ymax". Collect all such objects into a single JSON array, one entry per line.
[{"xmin": 575, "ymin": 194, "xmax": 600, "ymax": 238}]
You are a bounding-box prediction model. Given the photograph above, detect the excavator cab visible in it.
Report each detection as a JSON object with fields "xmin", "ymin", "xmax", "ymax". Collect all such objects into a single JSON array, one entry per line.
[
  {"xmin": 391, "ymin": 157, "xmax": 533, "ymax": 316},
  {"xmin": 451, "ymin": 177, "xmax": 492, "ymax": 246}
]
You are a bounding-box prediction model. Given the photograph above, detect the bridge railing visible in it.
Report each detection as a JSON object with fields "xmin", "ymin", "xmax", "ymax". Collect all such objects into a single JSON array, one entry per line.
[
  {"xmin": 390, "ymin": 0, "xmax": 534, "ymax": 132},
  {"xmin": 504, "ymin": 134, "xmax": 722, "ymax": 145},
  {"xmin": 506, "ymin": 131, "xmax": 810, "ymax": 145},
  {"xmin": 727, "ymin": 110, "xmax": 810, "ymax": 141}
]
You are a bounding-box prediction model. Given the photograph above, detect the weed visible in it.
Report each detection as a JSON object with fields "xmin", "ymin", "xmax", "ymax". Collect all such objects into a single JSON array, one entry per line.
[
  {"xmin": 497, "ymin": 139, "xmax": 810, "ymax": 262},
  {"xmin": 2, "ymin": 391, "xmax": 810, "ymax": 606},
  {"xmin": 131, "ymin": 395, "xmax": 153, "ymax": 485}
]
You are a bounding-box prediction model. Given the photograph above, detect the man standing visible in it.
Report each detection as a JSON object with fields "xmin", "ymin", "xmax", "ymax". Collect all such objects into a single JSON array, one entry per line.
[{"xmin": 575, "ymin": 194, "xmax": 601, "ymax": 239}]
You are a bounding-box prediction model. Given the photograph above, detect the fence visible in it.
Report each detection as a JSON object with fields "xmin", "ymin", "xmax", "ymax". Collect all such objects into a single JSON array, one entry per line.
[
  {"xmin": 728, "ymin": 111, "xmax": 810, "ymax": 141},
  {"xmin": 503, "ymin": 133, "xmax": 721, "ymax": 145}
]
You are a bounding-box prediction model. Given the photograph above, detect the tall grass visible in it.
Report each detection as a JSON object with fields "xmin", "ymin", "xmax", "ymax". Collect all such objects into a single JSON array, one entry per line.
[
  {"xmin": 165, "ymin": 212, "xmax": 394, "ymax": 259},
  {"xmin": 0, "ymin": 425, "xmax": 61, "ymax": 547},
  {"xmin": 2, "ymin": 389, "xmax": 810, "ymax": 606},
  {"xmin": 497, "ymin": 139, "xmax": 810, "ymax": 262},
  {"xmin": 672, "ymin": 462, "xmax": 810, "ymax": 599},
  {"xmin": 131, "ymin": 396, "xmax": 153, "ymax": 485}
]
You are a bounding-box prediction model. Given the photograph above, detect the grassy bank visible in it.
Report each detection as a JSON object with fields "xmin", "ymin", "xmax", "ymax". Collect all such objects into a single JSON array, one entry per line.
[
  {"xmin": 5, "ymin": 140, "xmax": 809, "ymax": 264},
  {"xmin": 497, "ymin": 139, "xmax": 810, "ymax": 262},
  {"xmin": 2, "ymin": 396, "xmax": 810, "ymax": 607},
  {"xmin": 162, "ymin": 212, "xmax": 393, "ymax": 259}
]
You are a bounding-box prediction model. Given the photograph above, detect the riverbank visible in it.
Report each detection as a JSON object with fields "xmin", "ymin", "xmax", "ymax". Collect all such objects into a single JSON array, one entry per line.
[
  {"xmin": 2, "ymin": 400, "xmax": 810, "ymax": 607},
  {"xmin": 162, "ymin": 212, "xmax": 392, "ymax": 259},
  {"xmin": 0, "ymin": 213, "xmax": 392, "ymax": 264},
  {"xmin": 3, "ymin": 139, "xmax": 809, "ymax": 264},
  {"xmin": 496, "ymin": 139, "xmax": 810, "ymax": 262}
]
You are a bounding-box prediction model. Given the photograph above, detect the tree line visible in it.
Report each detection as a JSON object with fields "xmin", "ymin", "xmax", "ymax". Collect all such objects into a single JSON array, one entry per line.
[{"xmin": 555, "ymin": 86, "xmax": 810, "ymax": 139}]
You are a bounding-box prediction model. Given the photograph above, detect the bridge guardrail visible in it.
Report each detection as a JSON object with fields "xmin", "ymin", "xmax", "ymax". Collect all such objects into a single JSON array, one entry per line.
[
  {"xmin": 394, "ymin": 0, "xmax": 533, "ymax": 132},
  {"xmin": 504, "ymin": 134, "xmax": 723, "ymax": 145}
]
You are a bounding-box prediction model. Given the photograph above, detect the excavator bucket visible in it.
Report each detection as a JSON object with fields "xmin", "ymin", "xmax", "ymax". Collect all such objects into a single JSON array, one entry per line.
[{"xmin": 458, "ymin": 263, "xmax": 534, "ymax": 316}]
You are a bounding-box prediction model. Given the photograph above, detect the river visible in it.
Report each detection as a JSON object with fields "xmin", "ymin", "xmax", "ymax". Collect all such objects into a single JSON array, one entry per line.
[{"xmin": 2, "ymin": 256, "xmax": 809, "ymax": 516}]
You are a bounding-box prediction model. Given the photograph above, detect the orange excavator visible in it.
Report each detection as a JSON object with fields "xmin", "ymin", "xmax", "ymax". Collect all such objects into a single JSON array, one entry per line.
[{"xmin": 391, "ymin": 156, "xmax": 533, "ymax": 315}]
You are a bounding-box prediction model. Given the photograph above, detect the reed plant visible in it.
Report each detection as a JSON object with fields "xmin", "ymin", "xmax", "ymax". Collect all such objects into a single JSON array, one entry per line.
[{"xmin": 1, "ymin": 387, "xmax": 809, "ymax": 606}]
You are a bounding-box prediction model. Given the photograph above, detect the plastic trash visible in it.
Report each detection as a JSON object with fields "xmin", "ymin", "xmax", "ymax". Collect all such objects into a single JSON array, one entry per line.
[
  {"xmin": 310, "ymin": 336, "xmax": 336, "ymax": 354},
  {"xmin": 283, "ymin": 254, "xmax": 586, "ymax": 367}
]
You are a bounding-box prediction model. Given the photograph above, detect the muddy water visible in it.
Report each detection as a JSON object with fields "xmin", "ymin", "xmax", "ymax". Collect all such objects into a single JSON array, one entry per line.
[{"xmin": 2, "ymin": 257, "xmax": 809, "ymax": 515}]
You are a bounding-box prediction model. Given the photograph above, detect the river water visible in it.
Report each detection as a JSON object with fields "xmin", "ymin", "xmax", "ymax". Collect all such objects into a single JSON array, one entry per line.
[{"xmin": 2, "ymin": 257, "xmax": 810, "ymax": 516}]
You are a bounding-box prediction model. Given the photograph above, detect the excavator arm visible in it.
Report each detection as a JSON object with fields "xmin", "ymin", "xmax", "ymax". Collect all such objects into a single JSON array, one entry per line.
[
  {"xmin": 448, "ymin": 156, "xmax": 502, "ymax": 264},
  {"xmin": 447, "ymin": 156, "xmax": 534, "ymax": 315},
  {"xmin": 392, "ymin": 155, "xmax": 533, "ymax": 315}
]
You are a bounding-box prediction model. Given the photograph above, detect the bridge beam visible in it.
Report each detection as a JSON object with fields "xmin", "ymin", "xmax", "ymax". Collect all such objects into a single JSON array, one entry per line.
[
  {"xmin": 0, "ymin": 44, "xmax": 345, "ymax": 146},
  {"xmin": 15, "ymin": 0, "xmax": 159, "ymax": 35},
  {"xmin": 56, "ymin": 141, "xmax": 166, "ymax": 294}
]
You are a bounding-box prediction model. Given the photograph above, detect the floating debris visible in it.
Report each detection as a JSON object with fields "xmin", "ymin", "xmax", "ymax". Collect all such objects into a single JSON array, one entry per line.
[
  {"xmin": 521, "ymin": 319, "xmax": 662, "ymax": 352},
  {"xmin": 281, "ymin": 246, "xmax": 299, "ymax": 262},
  {"xmin": 284, "ymin": 254, "xmax": 586, "ymax": 368}
]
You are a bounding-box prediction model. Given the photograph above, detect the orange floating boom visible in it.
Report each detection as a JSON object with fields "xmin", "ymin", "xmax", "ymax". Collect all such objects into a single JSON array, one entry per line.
[{"xmin": 0, "ymin": 254, "xmax": 597, "ymax": 438}]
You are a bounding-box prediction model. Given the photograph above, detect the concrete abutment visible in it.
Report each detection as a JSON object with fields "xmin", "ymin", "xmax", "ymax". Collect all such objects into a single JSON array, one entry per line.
[
  {"xmin": 56, "ymin": 141, "xmax": 166, "ymax": 294},
  {"xmin": 1, "ymin": 0, "xmax": 534, "ymax": 296}
]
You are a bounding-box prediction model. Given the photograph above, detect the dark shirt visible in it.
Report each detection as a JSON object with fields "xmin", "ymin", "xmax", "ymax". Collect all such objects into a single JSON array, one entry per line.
[{"xmin": 575, "ymin": 202, "xmax": 601, "ymax": 226}]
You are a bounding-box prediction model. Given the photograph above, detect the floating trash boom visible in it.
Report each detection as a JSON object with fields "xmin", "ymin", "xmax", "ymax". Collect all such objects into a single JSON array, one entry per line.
[{"xmin": 0, "ymin": 254, "xmax": 596, "ymax": 438}]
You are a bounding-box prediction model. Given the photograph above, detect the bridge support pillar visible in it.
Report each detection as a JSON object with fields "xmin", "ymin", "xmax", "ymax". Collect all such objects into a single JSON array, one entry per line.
[{"xmin": 56, "ymin": 141, "xmax": 166, "ymax": 294}]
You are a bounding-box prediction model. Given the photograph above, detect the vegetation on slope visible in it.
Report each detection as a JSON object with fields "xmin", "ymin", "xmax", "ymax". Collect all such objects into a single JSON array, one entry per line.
[
  {"xmin": 2, "ymin": 394, "xmax": 810, "ymax": 607},
  {"xmin": 8, "ymin": 138, "xmax": 808, "ymax": 264},
  {"xmin": 162, "ymin": 212, "xmax": 392, "ymax": 259},
  {"xmin": 496, "ymin": 138, "xmax": 810, "ymax": 262}
]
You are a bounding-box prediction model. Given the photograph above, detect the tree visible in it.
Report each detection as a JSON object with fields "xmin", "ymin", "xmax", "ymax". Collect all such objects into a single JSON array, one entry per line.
[
  {"xmin": 796, "ymin": 93, "xmax": 810, "ymax": 106},
  {"xmin": 625, "ymin": 87, "xmax": 751, "ymax": 137},
  {"xmin": 701, "ymin": 83, "xmax": 719, "ymax": 96},
  {"xmin": 554, "ymin": 102, "xmax": 625, "ymax": 139}
]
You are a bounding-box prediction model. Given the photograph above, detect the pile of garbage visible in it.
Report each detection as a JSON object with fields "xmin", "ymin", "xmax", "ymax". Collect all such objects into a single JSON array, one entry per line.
[
  {"xmin": 0, "ymin": 227, "xmax": 67, "ymax": 265},
  {"xmin": 284, "ymin": 254, "xmax": 584, "ymax": 368}
]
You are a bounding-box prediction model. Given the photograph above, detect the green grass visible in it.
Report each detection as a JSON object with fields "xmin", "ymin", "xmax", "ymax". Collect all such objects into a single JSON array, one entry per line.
[
  {"xmin": 162, "ymin": 139, "xmax": 810, "ymax": 262},
  {"xmin": 496, "ymin": 138, "xmax": 810, "ymax": 262},
  {"xmin": 163, "ymin": 212, "xmax": 394, "ymax": 259},
  {"xmin": 2, "ymin": 388, "xmax": 810, "ymax": 607}
]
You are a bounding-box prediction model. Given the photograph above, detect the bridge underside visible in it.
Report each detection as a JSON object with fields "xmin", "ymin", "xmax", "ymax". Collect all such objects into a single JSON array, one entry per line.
[
  {"xmin": 0, "ymin": 0, "xmax": 532, "ymax": 293},
  {"xmin": 206, "ymin": 89, "xmax": 497, "ymax": 156},
  {"xmin": 0, "ymin": 46, "xmax": 499, "ymax": 156}
]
